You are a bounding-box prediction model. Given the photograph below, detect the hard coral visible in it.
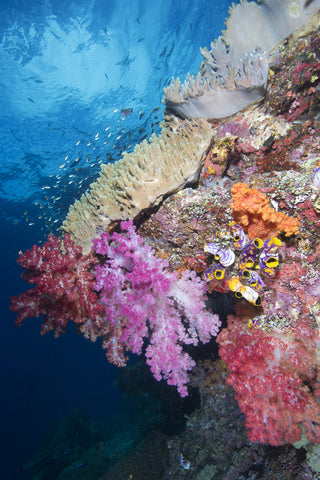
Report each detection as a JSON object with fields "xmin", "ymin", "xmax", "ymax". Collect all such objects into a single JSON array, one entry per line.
[
  {"xmin": 218, "ymin": 313, "xmax": 320, "ymax": 446},
  {"xmin": 231, "ymin": 183, "xmax": 300, "ymax": 239},
  {"xmin": 10, "ymin": 234, "xmax": 103, "ymax": 336}
]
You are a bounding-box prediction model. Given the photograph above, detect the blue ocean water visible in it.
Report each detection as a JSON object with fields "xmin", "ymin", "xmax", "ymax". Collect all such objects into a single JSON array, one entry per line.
[{"xmin": 1, "ymin": 0, "xmax": 233, "ymax": 478}]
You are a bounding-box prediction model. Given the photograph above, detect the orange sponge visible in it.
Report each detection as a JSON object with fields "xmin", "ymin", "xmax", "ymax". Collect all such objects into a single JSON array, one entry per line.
[{"xmin": 231, "ymin": 183, "xmax": 300, "ymax": 240}]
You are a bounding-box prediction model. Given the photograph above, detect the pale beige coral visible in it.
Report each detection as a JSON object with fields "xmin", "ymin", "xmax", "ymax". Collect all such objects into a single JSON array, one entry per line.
[
  {"xmin": 222, "ymin": 0, "xmax": 320, "ymax": 57},
  {"xmin": 163, "ymin": 0, "xmax": 320, "ymax": 119},
  {"xmin": 62, "ymin": 117, "xmax": 213, "ymax": 253},
  {"xmin": 164, "ymin": 42, "xmax": 269, "ymax": 119}
]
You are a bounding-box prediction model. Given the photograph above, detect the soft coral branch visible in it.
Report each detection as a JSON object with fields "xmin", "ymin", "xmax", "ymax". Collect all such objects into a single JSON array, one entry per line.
[
  {"xmin": 217, "ymin": 312, "xmax": 320, "ymax": 445},
  {"xmin": 10, "ymin": 234, "xmax": 103, "ymax": 336},
  {"xmin": 10, "ymin": 223, "xmax": 221, "ymax": 397},
  {"xmin": 92, "ymin": 221, "xmax": 221, "ymax": 397}
]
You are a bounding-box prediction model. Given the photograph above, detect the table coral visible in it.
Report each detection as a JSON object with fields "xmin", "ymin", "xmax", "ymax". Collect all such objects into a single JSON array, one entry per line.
[{"xmin": 231, "ymin": 182, "xmax": 301, "ymax": 240}]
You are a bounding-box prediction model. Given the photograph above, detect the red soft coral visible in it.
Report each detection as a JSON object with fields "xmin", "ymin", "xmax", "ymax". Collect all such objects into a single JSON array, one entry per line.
[
  {"xmin": 217, "ymin": 313, "xmax": 320, "ymax": 445},
  {"xmin": 10, "ymin": 234, "xmax": 103, "ymax": 336}
]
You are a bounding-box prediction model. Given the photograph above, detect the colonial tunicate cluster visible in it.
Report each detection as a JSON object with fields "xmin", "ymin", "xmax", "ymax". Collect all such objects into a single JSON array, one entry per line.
[{"xmin": 202, "ymin": 221, "xmax": 282, "ymax": 306}]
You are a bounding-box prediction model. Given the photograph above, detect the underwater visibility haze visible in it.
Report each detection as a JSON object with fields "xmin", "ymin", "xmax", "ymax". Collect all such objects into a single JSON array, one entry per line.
[{"xmin": 1, "ymin": 0, "xmax": 233, "ymax": 478}]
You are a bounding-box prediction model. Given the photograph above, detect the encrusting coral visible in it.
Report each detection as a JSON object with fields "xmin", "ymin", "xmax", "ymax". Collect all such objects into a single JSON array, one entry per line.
[
  {"xmin": 62, "ymin": 117, "xmax": 212, "ymax": 253},
  {"xmin": 163, "ymin": 0, "xmax": 320, "ymax": 119}
]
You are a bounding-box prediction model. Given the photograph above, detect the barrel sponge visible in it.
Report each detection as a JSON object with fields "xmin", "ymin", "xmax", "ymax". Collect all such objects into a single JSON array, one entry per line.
[{"xmin": 62, "ymin": 117, "xmax": 213, "ymax": 253}]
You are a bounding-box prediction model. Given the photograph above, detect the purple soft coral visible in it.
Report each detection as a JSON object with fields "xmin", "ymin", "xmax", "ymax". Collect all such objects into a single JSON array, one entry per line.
[{"xmin": 92, "ymin": 220, "xmax": 221, "ymax": 397}]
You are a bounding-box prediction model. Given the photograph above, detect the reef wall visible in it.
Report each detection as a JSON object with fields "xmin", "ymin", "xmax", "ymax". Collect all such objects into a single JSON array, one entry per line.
[
  {"xmin": 139, "ymin": 8, "xmax": 320, "ymax": 448},
  {"xmin": 15, "ymin": 0, "xmax": 320, "ymax": 454}
]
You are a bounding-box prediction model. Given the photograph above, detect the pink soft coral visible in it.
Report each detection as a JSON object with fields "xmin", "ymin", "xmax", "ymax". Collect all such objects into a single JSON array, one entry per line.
[
  {"xmin": 10, "ymin": 223, "xmax": 221, "ymax": 398},
  {"xmin": 92, "ymin": 220, "xmax": 221, "ymax": 397}
]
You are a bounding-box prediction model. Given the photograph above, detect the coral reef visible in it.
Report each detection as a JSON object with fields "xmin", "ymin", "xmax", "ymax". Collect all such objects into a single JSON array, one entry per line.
[
  {"xmin": 163, "ymin": 0, "xmax": 320, "ymax": 119},
  {"xmin": 164, "ymin": 359, "xmax": 319, "ymax": 479},
  {"xmin": 62, "ymin": 8, "xmax": 320, "ymax": 258},
  {"xmin": 138, "ymin": 6, "xmax": 320, "ymax": 450},
  {"xmin": 11, "ymin": 221, "xmax": 220, "ymax": 398},
  {"xmin": 11, "ymin": 0, "xmax": 320, "ymax": 462},
  {"xmin": 62, "ymin": 117, "xmax": 212, "ymax": 253},
  {"xmin": 10, "ymin": 234, "xmax": 103, "ymax": 336},
  {"xmin": 165, "ymin": 360, "xmax": 265, "ymax": 480},
  {"xmin": 230, "ymin": 182, "xmax": 300, "ymax": 239},
  {"xmin": 218, "ymin": 310, "xmax": 320, "ymax": 445},
  {"xmin": 91, "ymin": 220, "xmax": 221, "ymax": 397}
]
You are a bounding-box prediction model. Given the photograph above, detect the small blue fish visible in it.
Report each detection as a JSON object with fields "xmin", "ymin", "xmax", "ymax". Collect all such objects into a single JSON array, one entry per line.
[{"xmin": 121, "ymin": 108, "xmax": 133, "ymax": 117}]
